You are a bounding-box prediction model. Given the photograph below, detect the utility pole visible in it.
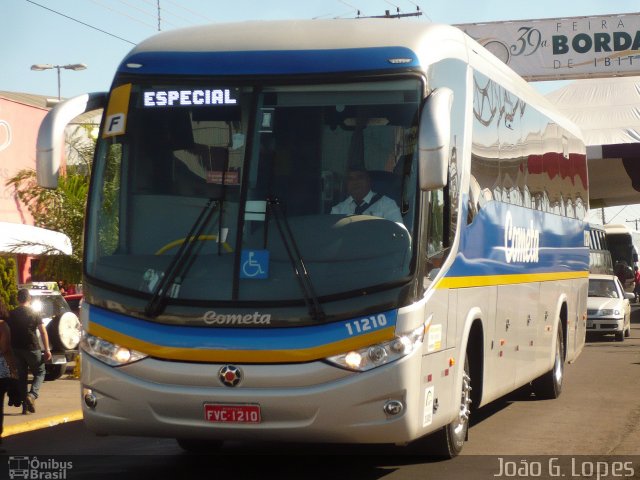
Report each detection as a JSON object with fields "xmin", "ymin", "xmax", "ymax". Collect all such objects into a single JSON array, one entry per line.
[
  {"xmin": 337, "ymin": 1, "xmax": 423, "ymax": 19},
  {"xmin": 157, "ymin": 0, "xmax": 161, "ymax": 31},
  {"xmin": 626, "ymin": 218, "xmax": 640, "ymax": 230},
  {"xmin": 362, "ymin": 8, "xmax": 422, "ymax": 19}
]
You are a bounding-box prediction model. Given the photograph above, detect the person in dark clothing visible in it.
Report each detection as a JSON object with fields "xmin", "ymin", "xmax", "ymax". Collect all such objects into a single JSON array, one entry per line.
[
  {"xmin": 7, "ymin": 289, "xmax": 51, "ymax": 414},
  {"xmin": 0, "ymin": 297, "xmax": 17, "ymax": 451}
]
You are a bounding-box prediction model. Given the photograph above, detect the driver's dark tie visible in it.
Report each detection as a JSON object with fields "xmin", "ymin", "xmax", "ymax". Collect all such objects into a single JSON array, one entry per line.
[{"xmin": 354, "ymin": 201, "xmax": 368, "ymax": 215}]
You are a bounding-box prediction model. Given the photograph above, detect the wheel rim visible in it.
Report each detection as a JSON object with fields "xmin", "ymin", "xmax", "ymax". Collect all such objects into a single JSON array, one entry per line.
[
  {"xmin": 553, "ymin": 333, "xmax": 564, "ymax": 385},
  {"xmin": 452, "ymin": 370, "xmax": 472, "ymax": 442}
]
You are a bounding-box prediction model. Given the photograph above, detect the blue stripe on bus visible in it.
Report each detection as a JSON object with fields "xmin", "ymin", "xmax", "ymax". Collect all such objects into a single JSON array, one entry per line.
[
  {"xmin": 118, "ymin": 47, "xmax": 420, "ymax": 76},
  {"xmin": 87, "ymin": 305, "xmax": 398, "ymax": 351},
  {"xmin": 447, "ymin": 202, "xmax": 589, "ymax": 278}
]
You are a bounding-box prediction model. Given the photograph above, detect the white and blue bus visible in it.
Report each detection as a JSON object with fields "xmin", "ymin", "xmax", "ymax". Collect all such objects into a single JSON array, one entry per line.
[
  {"xmin": 36, "ymin": 20, "xmax": 588, "ymax": 457},
  {"xmin": 588, "ymin": 223, "xmax": 613, "ymax": 275}
]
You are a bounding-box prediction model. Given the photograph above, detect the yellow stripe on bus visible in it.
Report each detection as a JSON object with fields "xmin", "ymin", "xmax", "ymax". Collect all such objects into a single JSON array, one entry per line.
[
  {"xmin": 436, "ymin": 270, "xmax": 588, "ymax": 289},
  {"xmin": 87, "ymin": 322, "xmax": 396, "ymax": 363}
]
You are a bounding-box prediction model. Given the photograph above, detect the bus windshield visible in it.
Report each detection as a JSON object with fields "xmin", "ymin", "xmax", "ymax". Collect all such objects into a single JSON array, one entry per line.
[{"xmin": 86, "ymin": 79, "xmax": 421, "ymax": 305}]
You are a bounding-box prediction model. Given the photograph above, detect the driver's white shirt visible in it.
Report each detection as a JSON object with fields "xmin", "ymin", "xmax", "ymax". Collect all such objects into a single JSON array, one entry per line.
[{"xmin": 330, "ymin": 190, "xmax": 402, "ymax": 222}]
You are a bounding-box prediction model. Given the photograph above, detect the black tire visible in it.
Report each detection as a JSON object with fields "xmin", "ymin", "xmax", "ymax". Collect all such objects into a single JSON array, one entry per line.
[
  {"xmin": 47, "ymin": 318, "xmax": 64, "ymax": 352},
  {"xmin": 615, "ymin": 331, "xmax": 624, "ymax": 342},
  {"xmin": 625, "ymin": 326, "xmax": 631, "ymax": 338},
  {"xmin": 532, "ymin": 323, "xmax": 564, "ymax": 399},
  {"xmin": 44, "ymin": 364, "xmax": 66, "ymax": 381},
  {"xmin": 176, "ymin": 438, "xmax": 224, "ymax": 454},
  {"xmin": 414, "ymin": 355, "xmax": 471, "ymax": 458}
]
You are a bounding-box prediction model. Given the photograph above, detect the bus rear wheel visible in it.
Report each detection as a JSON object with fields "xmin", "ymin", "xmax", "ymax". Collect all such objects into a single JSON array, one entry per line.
[{"xmin": 532, "ymin": 323, "xmax": 564, "ymax": 399}]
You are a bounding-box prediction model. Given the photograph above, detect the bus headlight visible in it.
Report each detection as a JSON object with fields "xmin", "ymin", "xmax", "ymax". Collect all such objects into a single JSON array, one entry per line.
[
  {"xmin": 81, "ymin": 332, "xmax": 147, "ymax": 366},
  {"xmin": 325, "ymin": 325, "xmax": 424, "ymax": 372}
]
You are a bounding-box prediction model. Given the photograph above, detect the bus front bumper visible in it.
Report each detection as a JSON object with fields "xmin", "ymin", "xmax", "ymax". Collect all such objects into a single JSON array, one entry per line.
[{"xmin": 80, "ymin": 350, "xmax": 455, "ymax": 445}]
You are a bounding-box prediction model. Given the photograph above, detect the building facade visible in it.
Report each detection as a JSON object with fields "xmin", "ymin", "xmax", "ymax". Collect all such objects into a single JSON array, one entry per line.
[{"xmin": 0, "ymin": 92, "xmax": 71, "ymax": 283}]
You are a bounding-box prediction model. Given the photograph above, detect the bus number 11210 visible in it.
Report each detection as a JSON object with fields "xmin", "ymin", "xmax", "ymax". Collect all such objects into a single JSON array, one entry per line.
[{"xmin": 344, "ymin": 314, "xmax": 388, "ymax": 336}]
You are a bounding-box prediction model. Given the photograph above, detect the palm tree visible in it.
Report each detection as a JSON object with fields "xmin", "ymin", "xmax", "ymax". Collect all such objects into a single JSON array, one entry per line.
[{"xmin": 5, "ymin": 124, "xmax": 94, "ymax": 283}]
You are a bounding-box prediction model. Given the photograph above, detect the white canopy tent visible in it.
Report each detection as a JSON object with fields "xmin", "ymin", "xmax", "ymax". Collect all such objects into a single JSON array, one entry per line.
[
  {"xmin": 0, "ymin": 222, "xmax": 72, "ymax": 255},
  {"xmin": 546, "ymin": 77, "xmax": 640, "ymax": 208}
]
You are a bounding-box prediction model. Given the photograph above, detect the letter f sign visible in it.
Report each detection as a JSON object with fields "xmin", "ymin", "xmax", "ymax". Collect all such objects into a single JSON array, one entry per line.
[{"xmin": 104, "ymin": 113, "xmax": 126, "ymax": 137}]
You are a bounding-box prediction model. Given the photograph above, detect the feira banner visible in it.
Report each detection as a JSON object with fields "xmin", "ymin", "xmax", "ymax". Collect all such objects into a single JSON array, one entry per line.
[{"xmin": 455, "ymin": 13, "xmax": 640, "ymax": 81}]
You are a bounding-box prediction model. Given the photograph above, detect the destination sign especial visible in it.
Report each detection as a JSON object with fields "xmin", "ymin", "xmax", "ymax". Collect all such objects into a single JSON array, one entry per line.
[{"xmin": 143, "ymin": 89, "xmax": 238, "ymax": 107}]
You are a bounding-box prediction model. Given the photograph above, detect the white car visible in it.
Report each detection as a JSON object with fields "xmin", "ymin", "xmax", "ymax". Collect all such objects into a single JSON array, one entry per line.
[{"xmin": 587, "ymin": 274, "xmax": 633, "ymax": 341}]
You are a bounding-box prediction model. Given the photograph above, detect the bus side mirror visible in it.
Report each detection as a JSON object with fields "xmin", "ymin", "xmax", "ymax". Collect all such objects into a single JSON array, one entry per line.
[
  {"xmin": 36, "ymin": 92, "xmax": 107, "ymax": 189},
  {"xmin": 418, "ymin": 87, "xmax": 453, "ymax": 191}
]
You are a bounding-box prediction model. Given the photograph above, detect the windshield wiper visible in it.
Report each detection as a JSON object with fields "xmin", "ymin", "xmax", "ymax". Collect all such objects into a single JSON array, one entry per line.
[
  {"xmin": 145, "ymin": 198, "xmax": 220, "ymax": 318},
  {"xmin": 267, "ymin": 197, "xmax": 325, "ymax": 322}
]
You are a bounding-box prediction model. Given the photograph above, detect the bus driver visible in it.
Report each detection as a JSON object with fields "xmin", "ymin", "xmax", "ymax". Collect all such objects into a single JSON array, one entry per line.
[{"xmin": 330, "ymin": 168, "xmax": 402, "ymax": 222}]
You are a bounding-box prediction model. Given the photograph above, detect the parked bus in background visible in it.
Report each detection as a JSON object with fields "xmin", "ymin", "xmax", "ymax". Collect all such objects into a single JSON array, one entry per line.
[
  {"xmin": 35, "ymin": 20, "xmax": 588, "ymax": 457},
  {"xmin": 588, "ymin": 223, "xmax": 613, "ymax": 275},
  {"xmin": 604, "ymin": 224, "xmax": 640, "ymax": 292}
]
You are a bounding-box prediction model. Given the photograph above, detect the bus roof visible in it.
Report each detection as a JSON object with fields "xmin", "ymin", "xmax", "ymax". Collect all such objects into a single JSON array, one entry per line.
[
  {"xmin": 121, "ymin": 20, "xmax": 468, "ymax": 78},
  {"xmin": 128, "ymin": 20, "xmax": 464, "ymax": 56},
  {"xmin": 117, "ymin": 19, "xmax": 583, "ymax": 140}
]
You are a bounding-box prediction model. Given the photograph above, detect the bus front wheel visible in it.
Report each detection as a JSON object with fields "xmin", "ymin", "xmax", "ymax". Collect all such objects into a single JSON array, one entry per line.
[{"xmin": 417, "ymin": 355, "xmax": 471, "ymax": 458}]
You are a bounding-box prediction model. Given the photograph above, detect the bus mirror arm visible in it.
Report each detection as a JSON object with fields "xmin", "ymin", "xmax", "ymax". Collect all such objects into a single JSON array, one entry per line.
[
  {"xmin": 36, "ymin": 92, "xmax": 108, "ymax": 189},
  {"xmin": 418, "ymin": 87, "xmax": 453, "ymax": 191}
]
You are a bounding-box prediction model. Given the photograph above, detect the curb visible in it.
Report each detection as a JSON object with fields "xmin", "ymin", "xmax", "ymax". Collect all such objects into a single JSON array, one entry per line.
[{"xmin": 4, "ymin": 410, "xmax": 83, "ymax": 437}]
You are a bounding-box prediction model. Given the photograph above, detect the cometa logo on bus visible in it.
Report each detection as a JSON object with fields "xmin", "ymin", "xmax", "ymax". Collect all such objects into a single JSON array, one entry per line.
[
  {"xmin": 204, "ymin": 311, "xmax": 271, "ymax": 325},
  {"xmin": 143, "ymin": 89, "xmax": 238, "ymax": 107},
  {"xmin": 504, "ymin": 211, "xmax": 540, "ymax": 264}
]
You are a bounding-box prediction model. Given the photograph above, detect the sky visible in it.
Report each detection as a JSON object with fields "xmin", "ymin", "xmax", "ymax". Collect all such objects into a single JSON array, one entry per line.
[{"xmin": 1, "ymin": 0, "xmax": 640, "ymax": 224}]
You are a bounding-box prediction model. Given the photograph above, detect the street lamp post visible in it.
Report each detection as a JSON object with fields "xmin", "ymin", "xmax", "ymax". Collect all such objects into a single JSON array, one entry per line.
[{"xmin": 30, "ymin": 63, "xmax": 87, "ymax": 100}]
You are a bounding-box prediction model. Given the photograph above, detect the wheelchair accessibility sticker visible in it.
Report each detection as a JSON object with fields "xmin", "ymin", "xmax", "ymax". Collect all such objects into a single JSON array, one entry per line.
[{"xmin": 240, "ymin": 249, "xmax": 269, "ymax": 279}]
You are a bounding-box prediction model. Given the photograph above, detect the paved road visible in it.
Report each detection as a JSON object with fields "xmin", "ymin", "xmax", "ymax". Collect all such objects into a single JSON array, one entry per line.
[
  {"xmin": 463, "ymin": 319, "xmax": 640, "ymax": 455},
  {"xmin": 3, "ymin": 375, "xmax": 81, "ymax": 437},
  {"xmin": 2, "ymin": 307, "xmax": 640, "ymax": 479}
]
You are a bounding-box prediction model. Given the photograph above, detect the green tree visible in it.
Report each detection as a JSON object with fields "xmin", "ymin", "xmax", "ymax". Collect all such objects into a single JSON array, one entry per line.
[
  {"xmin": 5, "ymin": 124, "xmax": 95, "ymax": 284},
  {"xmin": 0, "ymin": 256, "xmax": 18, "ymax": 308}
]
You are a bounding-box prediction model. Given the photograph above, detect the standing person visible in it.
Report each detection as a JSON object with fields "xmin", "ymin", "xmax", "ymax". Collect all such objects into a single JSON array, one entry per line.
[
  {"xmin": 614, "ymin": 261, "xmax": 628, "ymax": 289},
  {"xmin": 0, "ymin": 297, "xmax": 18, "ymax": 451},
  {"xmin": 7, "ymin": 288, "xmax": 51, "ymax": 414},
  {"xmin": 634, "ymin": 266, "xmax": 640, "ymax": 303}
]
